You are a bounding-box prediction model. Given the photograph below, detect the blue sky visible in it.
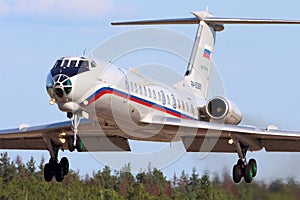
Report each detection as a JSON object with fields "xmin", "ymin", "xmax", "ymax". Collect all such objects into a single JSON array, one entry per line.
[{"xmin": 1, "ymin": 0, "xmax": 300, "ymax": 182}]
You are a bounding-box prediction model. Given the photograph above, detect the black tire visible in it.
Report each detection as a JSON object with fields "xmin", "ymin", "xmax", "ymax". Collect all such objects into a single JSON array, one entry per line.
[
  {"xmin": 44, "ymin": 163, "xmax": 54, "ymax": 182},
  {"xmin": 237, "ymin": 159, "xmax": 243, "ymax": 166},
  {"xmin": 68, "ymin": 136, "xmax": 75, "ymax": 152},
  {"xmin": 248, "ymin": 159, "xmax": 257, "ymax": 177},
  {"xmin": 244, "ymin": 164, "xmax": 253, "ymax": 183},
  {"xmin": 60, "ymin": 157, "xmax": 69, "ymax": 175},
  {"xmin": 54, "ymin": 163, "xmax": 64, "ymax": 182},
  {"xmin": 76, "ymin": 138, "xmax": 84, "ymax": 152},
  {"xmin": 233, "ymin": 164, "xmax": 243, "ymax": 183}
]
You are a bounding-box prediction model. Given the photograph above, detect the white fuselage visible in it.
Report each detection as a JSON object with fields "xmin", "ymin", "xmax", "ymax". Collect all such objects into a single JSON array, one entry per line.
[{"xmin": 50, "ymin": 57, "xmax": 205, "ymax": 141}]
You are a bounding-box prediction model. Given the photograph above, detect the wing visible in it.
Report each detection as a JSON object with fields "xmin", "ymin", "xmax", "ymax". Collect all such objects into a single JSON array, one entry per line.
[
  {"xmin": 140, "ymin": 116, "xmax": 300, "ymax": 153},
  {"xmin": 0, "ymin": 119, "xmax": 130, "ymax": 151}
]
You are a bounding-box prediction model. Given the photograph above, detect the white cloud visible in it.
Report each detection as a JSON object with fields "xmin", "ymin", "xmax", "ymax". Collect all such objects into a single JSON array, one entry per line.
[{"xmin": 0, "ymin": 0, "xmax": 135, "ymax": 19}]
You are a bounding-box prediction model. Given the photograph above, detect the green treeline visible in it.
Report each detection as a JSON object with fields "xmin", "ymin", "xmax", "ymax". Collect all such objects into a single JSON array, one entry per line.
[{"xmin": 0, "ymin": 152, "xmax": 300, "ymax": 200}]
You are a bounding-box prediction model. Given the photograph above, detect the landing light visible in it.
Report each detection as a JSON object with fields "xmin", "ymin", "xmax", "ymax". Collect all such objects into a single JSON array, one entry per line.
[
  {"xmin": 228, "ymin": 138, "xmax": 234, "ymax": 145},
  {"xmin": 49, "ymin": 98, "xmax": 56, "ymax": 105},
  {"xmin": 60, "ymin": 132, "xmax": 66, "ymax": 136},
  {"xmin": 59, "ymin": 138, "xmax": 66, "ymax": 144},
  {"xmin": 58, "ymin": 132, "xmax": 67, "ymax": 144}
]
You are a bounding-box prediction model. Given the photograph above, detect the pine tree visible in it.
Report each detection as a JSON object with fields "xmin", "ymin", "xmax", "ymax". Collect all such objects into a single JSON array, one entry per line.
[
  {"xmin": 118, "ymin": 163, "xmax": 135, "ymax": 198},
  {"xmin": 15, "ymin": 155, "xmax": 26, "ymax": 177},
  {"xmin": 26, "ymin": 156, "xmax": 36, "ymax": 174},
  {"xmin": 0, "ymin": 152, "xmax": 16, "ymax": 183}
]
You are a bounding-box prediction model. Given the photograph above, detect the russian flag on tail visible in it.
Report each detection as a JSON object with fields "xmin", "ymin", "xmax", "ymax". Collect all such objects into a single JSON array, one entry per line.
[{"xmin": 203, "ymin": 45, "xmax": 212, "ymax": 59}]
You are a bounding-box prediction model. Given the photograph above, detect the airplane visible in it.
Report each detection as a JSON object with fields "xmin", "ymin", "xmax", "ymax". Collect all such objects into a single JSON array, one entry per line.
[{"xmin": 1, "ymin": 10, "xmax": 300, "ymax": 184}]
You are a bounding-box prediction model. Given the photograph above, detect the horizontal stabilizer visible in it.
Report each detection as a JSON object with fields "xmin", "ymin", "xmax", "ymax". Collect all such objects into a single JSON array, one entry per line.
[
  {"xmin": 205, "ymin": 17, "xmax": 300, "ymax": 24},
  {"xmin": 112, "ymin": 13, "xmax": 300, "ymax": 26},
  {"xmin": 111, "ymin": 17, "xmax": 199, "ymax": 25}
]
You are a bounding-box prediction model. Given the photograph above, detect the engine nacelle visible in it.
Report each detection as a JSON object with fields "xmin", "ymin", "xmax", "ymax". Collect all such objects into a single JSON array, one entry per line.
[{"xmin": 205, "ymin": 97, "xmax": 242, "ymax": 125}]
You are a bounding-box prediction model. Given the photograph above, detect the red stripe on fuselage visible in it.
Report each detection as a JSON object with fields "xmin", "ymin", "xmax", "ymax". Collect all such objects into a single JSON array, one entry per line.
[{"xmin": 84, "ymin": 88, "xmax": 191, "ymax": 120}]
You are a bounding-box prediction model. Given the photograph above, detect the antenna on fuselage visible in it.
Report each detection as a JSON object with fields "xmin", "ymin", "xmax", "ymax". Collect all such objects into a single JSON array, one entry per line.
[{"xmin": 83, "ymin": 48, "xmax": 87, "ymax": 56}]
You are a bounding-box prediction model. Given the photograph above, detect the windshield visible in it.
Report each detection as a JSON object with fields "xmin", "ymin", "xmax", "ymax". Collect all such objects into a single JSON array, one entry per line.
[
  {"xmin": 52, "ymin": 58, "xmax": 96, "ymax": 70},
  {"xmin": 53, "ymin": 60, "xmax": 63, "ymax": 68},
  {"xmin": 78, "ymin": 60, "xmax": 89, "ymax": 68}
]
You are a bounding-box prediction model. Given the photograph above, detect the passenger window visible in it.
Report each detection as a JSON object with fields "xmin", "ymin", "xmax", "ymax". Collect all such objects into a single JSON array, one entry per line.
[
  {"xmin": 177, "ymin": 99, "xmax": 180, "ymax": 109},
  {"xmin": 171, "ymin": 95, "xmax": 176, "ymax": 109},
  {"xmin": 161, "ymin": 91, "xmax": 166, "ymax": 105},
  {"xmin": 70, "ymin": 60, "xmax": 77, "ymax": 67},
  {"xmin": 125, "ymin": 80, "xmax": 129, "ymax": 90},
  {"xmin": 144, "ymin": 86, "xmax": 147, "ymax": 96},
  {"xmin": 148, "ymin": 88, "xmax": 152, "ymax": 98},
  {"xmin": 186, "ymin": 102, "xmax": 189, "ymax": 112},
  {"xmin": 62, "ymin": 60, "xmax": 69, "ymax": 67},
  {"xmin": 134, "ymin": 83, "xmax": 138, "ymax": 93},
  {"xmin": 130, "ymin": 82, "xmax": 134, "ymax": 92},
  {"xmin": 139, "ymin": 85, "xmax": 142, "ymax": 95},
  {"xmin": 153, "ymin": 90, "xmax": 156, "ymax": 100}
]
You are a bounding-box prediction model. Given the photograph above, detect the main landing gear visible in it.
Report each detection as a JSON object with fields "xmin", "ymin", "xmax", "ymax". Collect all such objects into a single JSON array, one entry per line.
[
  {"xmin": 43, "ymin": 112, "xmax": 84, "ymax": 182},
  {"xmin": 232, "ymin": 141, "xmax": 257, "ymax": 183},
  {"xmin": 43, "ymin": 142, "xmax": 69, "ymax": 182}
]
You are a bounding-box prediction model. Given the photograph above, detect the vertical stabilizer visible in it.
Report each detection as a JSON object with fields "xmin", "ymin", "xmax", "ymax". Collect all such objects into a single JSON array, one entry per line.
[
  {"xmin": 174, "ymin": 12, "xmax": 217, "ymax": 100},
  {"xmin": 111, "ymin": 10, "xmax": 228, "ymax": 100}
]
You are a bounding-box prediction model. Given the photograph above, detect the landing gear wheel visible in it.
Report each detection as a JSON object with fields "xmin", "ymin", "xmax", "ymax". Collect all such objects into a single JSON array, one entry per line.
[
  {"xmin": 60, "ymin": 157, "xmax": 69, "ymax": 175},
  {"xmin": 76, "ymin": 137, "xmax": 84, "ymax": 152},
  {"xmin": 68, "ymin": 136, "xmax": 75, "ymax": 152},
  {"xmin": 54, "ymin": 163, "xmax": 64, "ymax": 182},
  {"xmin": 45, "ymin": 140, "xmax": 71, "ymax": 182},
  {"xmin": 44, "ymin": 163, "xmax": 54, "ymax": 182},
  {"xmin": 248, "ymin": 158, "xmax": 257, "ymax": 177},
  {"xmin": 237, "ymin": 159, "xmax": 244, "ymax": 166},
  {"xmin": 233, "ymin": 164, "xmax": 243, "ymax": 183},
  {"xmin": 244, "ymin": 164, "xmax": 253, "ymax": 183}
]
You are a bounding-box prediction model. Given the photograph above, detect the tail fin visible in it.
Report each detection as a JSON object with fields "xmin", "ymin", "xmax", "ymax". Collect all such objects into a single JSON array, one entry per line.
[
  {"xmin": 112, "ymin": 11, "xmax": 222, "ymax": 101},
  {"xmin": 174, "ymin": 15, "xmax": 217, "ymax": 100}
]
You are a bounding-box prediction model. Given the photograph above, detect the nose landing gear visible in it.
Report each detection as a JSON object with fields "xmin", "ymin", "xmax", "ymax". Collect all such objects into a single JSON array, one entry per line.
[
  {"xmin": 67, "ymin": 135, "xmax": 84, "ymax": 152},
  {"xmin": 67, "ymin": 112, "xmax": 84, "ymax": 152}
]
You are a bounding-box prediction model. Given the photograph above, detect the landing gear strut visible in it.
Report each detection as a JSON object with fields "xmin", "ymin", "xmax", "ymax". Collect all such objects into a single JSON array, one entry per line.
[
  {"xmin": 67, "ymin": 112, "xmax": 84, "ymax": 152},
  {"xmin": 43, "ymin": 141, "xmax": 69, "ymax": 182},
  {"xmin": 232, "ymin": 140, "xmax": 257, "ymax": 183},
  {"xmin": 43, "ymin": 112, "xmax": 84, "ymax": 182}
]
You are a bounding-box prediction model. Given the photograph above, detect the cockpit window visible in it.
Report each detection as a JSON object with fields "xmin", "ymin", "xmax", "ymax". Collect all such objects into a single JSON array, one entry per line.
[
  {"xmin": 78, "ymin": 60, "xmax": 89, "ymax": 68},
  {"xmin": 70, "ymin": 60, "xmax": 77, "ymax": 67},
  {"xmin": 62, "ymin": 60, "xmax": 69, "ymax": 67},
  {"xmin": 53, "ymin": 60, "xmax": 63, "ymax": 68},
  {"xmin": 91, "ymin": 61, "xmax": 96, "ymax": 68}
]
